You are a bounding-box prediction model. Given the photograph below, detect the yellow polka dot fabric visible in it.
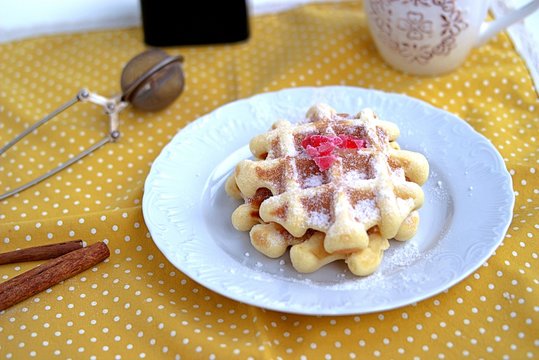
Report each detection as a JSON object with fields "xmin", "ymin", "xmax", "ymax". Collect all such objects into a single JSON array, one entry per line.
[{"xmin": 1, "ymin": 2, "xmax": 538, "ymax": 359}]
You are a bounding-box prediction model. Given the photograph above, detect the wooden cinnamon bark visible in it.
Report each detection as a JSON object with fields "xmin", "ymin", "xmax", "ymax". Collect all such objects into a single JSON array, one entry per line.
[
  {"xmin": 0, "ymin": 242, "xmax": 110, "ymax": 311},
  {"xmin": 0, "ymin": 240, "xmax": 83, "ymax": 265}
]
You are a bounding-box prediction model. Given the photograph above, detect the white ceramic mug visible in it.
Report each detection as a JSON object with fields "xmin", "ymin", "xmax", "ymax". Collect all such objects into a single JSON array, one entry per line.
[{"xmin": 365, "ymin": 0, "xmax": 539, "ymax": 75}]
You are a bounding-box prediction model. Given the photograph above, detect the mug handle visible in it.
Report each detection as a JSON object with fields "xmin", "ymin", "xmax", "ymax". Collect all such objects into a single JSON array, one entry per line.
[{"xmin": 476, "ymin": 0, "xmax": 539, "ymax": 47}]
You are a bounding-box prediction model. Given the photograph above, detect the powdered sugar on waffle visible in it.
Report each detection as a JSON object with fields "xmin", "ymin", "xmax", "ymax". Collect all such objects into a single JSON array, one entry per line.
[
  {"xmin": 309, "ymin": 211, "xmax": 331, "ymax": 228},
  {"xmin": 230, "ymin": 103, "xmax": 429, "ymax": 276},
  {"xmin": 303, "ymin": 174, "xmax": 324, "ymax": 187},
  {"xmin": 343, "ymin": 169, "xmax": 368, "ymax": 183},
  {"xmin": 352, "ymin": 198, "xmax": 380, "ymax": 223}
]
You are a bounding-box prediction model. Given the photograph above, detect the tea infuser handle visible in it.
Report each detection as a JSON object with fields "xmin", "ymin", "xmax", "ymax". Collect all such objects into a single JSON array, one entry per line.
[
  {"xmin": 0, "ymin": 134, "xmax": 115, "ymax": 201},
  {"xmin": 0, "ymin": 89, "xmax": 128, "ymax": 201},
  {"xmin": 0, "ymin": 91, "xmax": 82, "ymax": 156},
  {"xmin": 80, "ymin": 89, "xmax": 128, "ymax": 138}
]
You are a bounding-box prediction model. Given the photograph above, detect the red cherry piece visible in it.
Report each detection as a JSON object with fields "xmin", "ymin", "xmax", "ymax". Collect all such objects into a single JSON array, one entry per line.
[
  {"xmin": 314, "ymin": 155, "xmax": 337, "ymax": 171},
  {"xmin": 330, "ymin": 136, "xmax": 343, "ymax": 146},
  {"xmin": 353, "ymin": 139, "xmax": 366, "ymax": 148},
  {"xmin": 301, "ymin": 134, "xmax": 366, "ymax": 171},
  {"xmin": 317, "ymin": 142, "xmax": 336, "ymax": 156},
  {"xmin": 337, "ymin": 135, "xmax": 364, "ymax": 149},
  {"xmin": 301, "ymin": 137, "xmax": 311, "ymax": 149},
  {"xmin": 305, "ymin": 145, "xmax": 320, "ymax": 158},
  {"xmin": 302, "ymin": 135, "xmax": 325, "ymax": 148}
]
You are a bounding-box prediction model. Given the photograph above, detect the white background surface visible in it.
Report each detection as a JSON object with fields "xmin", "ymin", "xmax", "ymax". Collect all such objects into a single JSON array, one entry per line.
[{"xmin": 0, "ymin": 0, "xmax": 537, "ymax": 89}]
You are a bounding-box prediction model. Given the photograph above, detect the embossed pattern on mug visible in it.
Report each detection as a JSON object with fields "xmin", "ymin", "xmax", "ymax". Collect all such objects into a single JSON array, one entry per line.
[{"xmin": 367, "ymin": 0, "xmax": 469, "ymax": 64}]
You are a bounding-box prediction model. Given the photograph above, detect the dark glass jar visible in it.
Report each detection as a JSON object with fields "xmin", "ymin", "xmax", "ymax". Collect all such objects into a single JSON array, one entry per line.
[{"xmin": 140, "ymin": 1, "xmax": 250, "ymax": 46}]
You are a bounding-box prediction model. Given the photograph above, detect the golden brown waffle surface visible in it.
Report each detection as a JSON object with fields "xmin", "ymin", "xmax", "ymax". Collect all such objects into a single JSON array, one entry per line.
[{"xmin": 227, "ymin": 104, "xmax": 429, "ymax": 275}]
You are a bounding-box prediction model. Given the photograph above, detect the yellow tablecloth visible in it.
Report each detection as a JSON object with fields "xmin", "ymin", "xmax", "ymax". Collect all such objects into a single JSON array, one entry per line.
[{"xmin": 1, "ymin": 2, "xmax": 538, "ymax": 359}]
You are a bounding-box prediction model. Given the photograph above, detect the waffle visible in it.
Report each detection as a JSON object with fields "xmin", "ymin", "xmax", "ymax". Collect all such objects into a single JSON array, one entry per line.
[{"xmin": 226, "ymin": 104, "xmax": 429, "ymax": 276}]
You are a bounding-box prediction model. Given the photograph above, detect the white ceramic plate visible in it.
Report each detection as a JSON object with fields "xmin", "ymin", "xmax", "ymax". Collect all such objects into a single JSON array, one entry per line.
[{"xmin": 142, "ymin": 86, "xmax": 514, "ymax": 315}]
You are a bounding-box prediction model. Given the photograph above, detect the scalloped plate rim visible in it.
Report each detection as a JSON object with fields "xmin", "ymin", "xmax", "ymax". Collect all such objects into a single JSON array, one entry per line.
[{"xmin": 142, "ymin": 86, "xmax": 515, "ymax": 315}]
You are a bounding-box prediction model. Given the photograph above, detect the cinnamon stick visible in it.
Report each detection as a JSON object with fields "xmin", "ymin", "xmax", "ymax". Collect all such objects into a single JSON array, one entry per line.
[
  {"xmin": 0, "ymin": 242, "xmax": 109, "ymax": 311},
  {"xmin": 0, "ymin": 240, "xmax": 83, "ymax": 265}
]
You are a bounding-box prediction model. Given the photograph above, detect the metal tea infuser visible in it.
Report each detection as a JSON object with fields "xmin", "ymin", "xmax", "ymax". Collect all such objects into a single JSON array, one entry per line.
[{"xmin": 0, "ymin": 49, "xmax": 185, "ymax": 201}]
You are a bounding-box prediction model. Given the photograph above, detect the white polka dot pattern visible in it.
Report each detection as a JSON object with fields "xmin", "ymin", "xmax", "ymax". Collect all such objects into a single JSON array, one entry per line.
[{"xmin": 0, "ymin": 2, "xmax": 538, "ymax": 359}]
